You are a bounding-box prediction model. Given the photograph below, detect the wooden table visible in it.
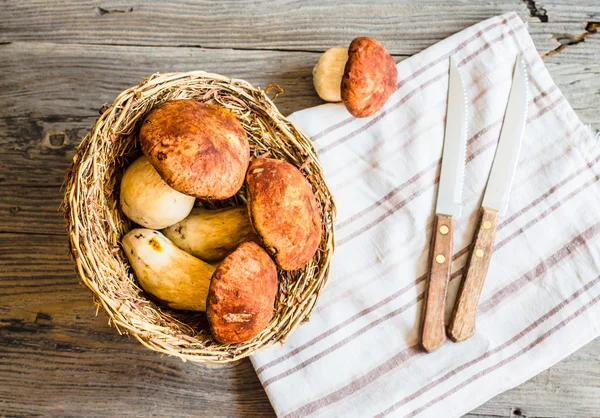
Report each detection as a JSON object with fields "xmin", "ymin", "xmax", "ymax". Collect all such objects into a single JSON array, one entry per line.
[{"xmin": 1, "ymin": 2, "xmax": 599, "ymax": 417}]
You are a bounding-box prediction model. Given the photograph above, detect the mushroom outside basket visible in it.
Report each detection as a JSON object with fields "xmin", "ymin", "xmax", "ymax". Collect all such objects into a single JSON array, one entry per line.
[{"xmin": 62, "ymin": 71, "xmax": 336, "ymax": 363}]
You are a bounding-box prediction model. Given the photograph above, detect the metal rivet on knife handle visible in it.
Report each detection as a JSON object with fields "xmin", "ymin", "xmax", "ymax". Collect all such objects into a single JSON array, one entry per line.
[
  {"xmin": 440, "ymin": 225, "xmax": 450, "ymax": 235},
  {"xmin": 482, "ymin": 220, "xmax": 492, "ymax": 230},
  {"xmin": 475, "ymin": 249, "xmax": 484, "ymax": 258},
  {"xmin": 422, "ymin": 215, "xmax": 454, "ymax": 353}
]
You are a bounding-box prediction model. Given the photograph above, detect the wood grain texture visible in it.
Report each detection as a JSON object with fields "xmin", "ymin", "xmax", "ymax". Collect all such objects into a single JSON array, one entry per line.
[
  {"xmin": 0, "ymin": 42, "xmax": 598, "ymax": 189},
  {"xmin": 0, "ymin": 42, "xmax": 330, "ymax": 187},
  {"xmin": 449, "ymin": 206, "xmax": 499, "ymax": 342},
  {"xmin": 421, "ymin": 214, "xmax": 453, "ymax": 352},
  {"xmin": 1, "ymin": 1, "xmax": 599, "ymax": 416},
  {"xmin": 470, "ymin": 336, "xmax": 600, "ymax": 417},
  {"xmin": 0, "ymin": 185, "xmax": 64, "ymax": 234},
  {"xmin": 1, "ymin": 1, "xmax": 599, "ymax": 63}
]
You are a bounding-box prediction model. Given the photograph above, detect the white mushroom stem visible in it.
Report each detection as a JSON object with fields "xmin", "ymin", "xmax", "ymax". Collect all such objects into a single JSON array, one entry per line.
[
  {"xmin": 312, "ymin": 47, "xmax": 349, "ymax": 102},
  {"xmin": 122, "ymin": 229, "xmax": 215, "ymax": 311},
  {"xmin": 162, "ymin": 206, "xmax": 257, "ymax": 263},
  {"xmin": 120, "ymin": 156, "xmax": 195, "ymax": 229}
]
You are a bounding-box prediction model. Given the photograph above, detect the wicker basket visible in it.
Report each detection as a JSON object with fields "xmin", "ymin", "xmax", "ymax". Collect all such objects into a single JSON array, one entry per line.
[{"xmin": 62, "ymin": 71, "xmax": 336, "ymax": 363}]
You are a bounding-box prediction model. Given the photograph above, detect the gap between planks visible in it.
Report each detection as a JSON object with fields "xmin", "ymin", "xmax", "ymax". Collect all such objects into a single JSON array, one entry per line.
[{"xmin": 0, "ymin": 40, "xmax": 412, "ymax": 57}]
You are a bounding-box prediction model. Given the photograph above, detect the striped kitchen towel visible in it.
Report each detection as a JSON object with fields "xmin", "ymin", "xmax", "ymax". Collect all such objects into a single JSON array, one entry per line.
[{"xmin": 251, "ymin": 12, "xmax": 600, "ymax": 418}]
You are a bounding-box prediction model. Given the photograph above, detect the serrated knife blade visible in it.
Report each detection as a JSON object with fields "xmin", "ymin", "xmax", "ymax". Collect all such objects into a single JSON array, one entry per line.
[
  {"xmin": 436, "ymin": 57, "xmax": 468, "ymax": 219},
  {"xmin": 481, "ymin": 54, "xmax": 529, "ymax": 216}
]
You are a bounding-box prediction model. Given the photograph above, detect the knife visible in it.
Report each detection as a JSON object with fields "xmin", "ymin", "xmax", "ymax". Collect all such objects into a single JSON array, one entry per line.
[
  {"xmin": 448, "ymin": 55, "xmax": 529, "ymax": 342},
  {"xmin": 421, "ymin": 57, "xmax": 468, "ymax": 353}
]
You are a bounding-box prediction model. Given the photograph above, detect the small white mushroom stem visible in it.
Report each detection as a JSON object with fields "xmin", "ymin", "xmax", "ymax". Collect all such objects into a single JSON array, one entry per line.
[{"xmin": 312, "ymin": 47, "xmax": 349, "ymax": 102}]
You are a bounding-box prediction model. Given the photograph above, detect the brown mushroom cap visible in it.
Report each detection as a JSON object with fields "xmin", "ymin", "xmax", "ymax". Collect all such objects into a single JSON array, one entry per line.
[
  {"xmin": 341, "ymin": 37, "xmax": 398, "ymax": 118},
  {"xmin": 246, "ymin": 158, "xmax": 322, "ymax": 271},
  {"xmin": 140, "ymin": 100, "xmax": 250, "ymax": 199},
  {"xmin": 207, "ymin": 242, "xmax": 278, "ymax": 344}
]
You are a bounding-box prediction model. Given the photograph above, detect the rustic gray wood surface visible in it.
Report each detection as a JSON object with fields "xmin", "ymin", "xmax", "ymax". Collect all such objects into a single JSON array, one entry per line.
[{"xmin": 1, "ymin": 1, "xmax": 599, "ymax": 417}]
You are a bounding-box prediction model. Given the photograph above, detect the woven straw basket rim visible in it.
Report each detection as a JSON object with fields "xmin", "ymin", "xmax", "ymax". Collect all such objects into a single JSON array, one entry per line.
[{"xmin": 62, "ymin": 70, "xmax": 336, "ymax": 363}]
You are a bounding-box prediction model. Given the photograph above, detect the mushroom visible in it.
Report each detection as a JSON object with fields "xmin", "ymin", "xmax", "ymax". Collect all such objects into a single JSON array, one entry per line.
[
  {"xmin": 312, "ymin": 47, "xmax": 349, "ymax": 102},
  {"xmin": 122, "ymin": 228, "xmax": 215, "ymax": 311},
  {"xmin": 140, "ymin": 100, "xmax": 250, "ymax": 199},
  {"xmin": 122, "ymin": 231, "xmax": 277, "ymax": 344},
  {"xmin": 120, "ymin": 155, "xmax": 195, "ymax": 229},
  {"xmin": 163, "ymin": 206, "xmax": 258, "ymax": 263},
  {"xmin": 246, "ymin": 158, "xmax": 322, "ymax": 271},
  {"xmin": 207, "ymin": 241, "xmax": 277, "ymax": 344},
  {"xmin": 312, "ymin": 37, "xmax": 397, "ymax": 118},
  {"xmin": 162, "ymin": 158, "xmax": 322, "ymax": 271}
]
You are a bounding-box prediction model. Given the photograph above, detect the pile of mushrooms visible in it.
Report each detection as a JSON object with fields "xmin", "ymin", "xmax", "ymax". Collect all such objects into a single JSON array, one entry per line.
[
  {"xmin": 119, "ymin": 38, "xmax": 395, "ymax": 344},
  {"xmin": 119, "ymin": 100, "xmax": 322, "ymax": 344}
]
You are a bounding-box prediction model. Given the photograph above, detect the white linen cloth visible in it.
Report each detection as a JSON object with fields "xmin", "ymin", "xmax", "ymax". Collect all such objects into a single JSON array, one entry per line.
[{"xmin": 251, "ymin": 12, "xmax": 600, "ymax": 418}]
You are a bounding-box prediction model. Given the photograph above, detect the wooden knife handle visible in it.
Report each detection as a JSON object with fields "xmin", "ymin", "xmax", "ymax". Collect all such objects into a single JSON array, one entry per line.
[
  {"xmin": 421, "ymin": 214, "xmax": 453, "ymax": 352},
  {"xmin": 448, "ymin": 206, "xmax": 499, "ymax": 342}
]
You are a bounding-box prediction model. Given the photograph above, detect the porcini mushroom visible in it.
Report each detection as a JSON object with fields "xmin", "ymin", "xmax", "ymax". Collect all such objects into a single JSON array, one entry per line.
[
  {"xmin": 122, "ymin": 230, "xmax": 277, "ymax": 343},
  {"xmin": 140, "ymin": 100, "xmax": 250, "ymax": 199},
  {"xmin": 312, "ymin": 37, "xmax": 397, "ymax": 118},
  {"xmin": 122, "ymin": 228, "xmax": 215, "ymax": 311},
  {"xmin": 312, "ymin": 47, "xmax": 349, "ymax": 102},
  {"xmin": 120, "ymin": 155, "xmax": 195, "ymax": 229},
  {"xmin": 163, "ymin": 206, "xmax": 258, "ymax": 263},
  {"xmin": 162, "ymin": 158, "xmax": 322, "ymax": 271},
  {"xmin": 246, "ymin": 158, "xmax": 322, "ymax": 271},
  {"xmin": 207, "ymin": 241, "xmax": 277, "ymax": 344}
]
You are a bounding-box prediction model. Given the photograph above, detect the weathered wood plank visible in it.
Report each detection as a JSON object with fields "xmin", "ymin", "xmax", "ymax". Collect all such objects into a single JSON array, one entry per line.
[
  {"xmin": 472, "ymin": 337, "xmax": 600, "ymax": 417},
  {"xmin": 1, "ymin": 1, "xmax": 599, "ymax": 62},
  {"xmin": 0, "ymin": 185, "xmax": 64, "ymax": 234},
  {"xmin": 0, "ymin": 42, "xmax": 598, "ymax": 189},
  {"xmin": 0, "ymin": 42, "xmax": 325, "ymax": 119},
  {"xmin": 546, "ymin": 62, "xmax": 600, "ymax": 131},
  {"xmin": 0, "ymin": 42, "xmax": 326, "ymax": 186}
]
